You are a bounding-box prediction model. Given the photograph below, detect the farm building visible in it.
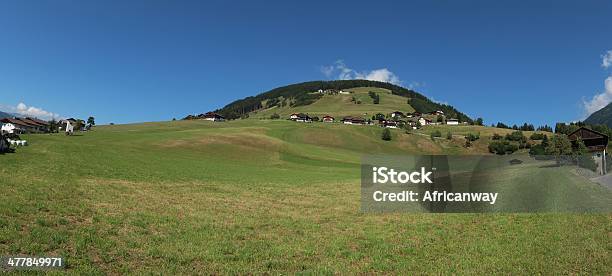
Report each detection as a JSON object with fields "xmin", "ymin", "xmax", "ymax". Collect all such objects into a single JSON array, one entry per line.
[
  {"xmin": 322, "ymin": 115, "xmax": 334, "ymax": 123},
  {"xmin": 203, "ymin": 112, "xmax": 225, "ymax": 122},
  {"xmin": 419, "ymin": 117, "xmax": 432, "ymax": 126},
  {"xmin": 290, "ymin": 113, "xmax": 312, "ymax": 123},
  {"xmin": 568, "ymin": 127, "xmax": 609, "ymax": 175},
  {"xmin": 383, "ymin": 121, "xmax": 398, "ymax": 129},
  {"xmin": 1, "ymin": 118, "xmax": 34, "ymax": 134},
  {"xmin": 446, "ymin": 119, "xmax": 459, "ymax": 125},
  {"xmin": 390, "ymin": 111, "xmax": 404, "ymax": 118},
  {"xmin": 342, "ymin": 116, "xmax": 366, "ymax": 125}
]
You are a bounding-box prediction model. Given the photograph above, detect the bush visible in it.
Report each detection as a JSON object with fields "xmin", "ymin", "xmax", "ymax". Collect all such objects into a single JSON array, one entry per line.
[
  {"xmin": 489, "ymin": 140, "xmax": 518, "ymax": 155},
  {"xmin": 446, "ymin": 131, "xmax": 452, "ymax": 140},
  {"xmin": 492, "ymin": 133, "xmax": 503, "ymax": 140},
  {"xmin": 530, "ymin": 133, "xmax": 546, "ymax": 140},
  {"xmin": 465, "ymin": 133, "xmax": 480, "ymax": 142},
  {"xmin": 431, "ymin": 130, "xmax": 442, "ymax": 140},
  {"xmin": 382, "ymin": 128, "xmax": 392, "ymax": 141},
  {"xmin": 465, "ymin": 139, "xmax": 472, "ymax": 148},
  {"xmin": 311, "ymin": 116, "xmax": 319, "ymax": 122},
  {"xmin": 505, "ymin": 131, "xmax": 526, "ymax": 142},
  {"xmin": 270, "ymin": 113, "xmax": 280, "ymax": 119}
]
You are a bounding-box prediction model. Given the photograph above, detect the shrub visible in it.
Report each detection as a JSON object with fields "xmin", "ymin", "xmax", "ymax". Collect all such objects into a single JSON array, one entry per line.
[
  {"xmin": 489, "ymin": 140, "xmax": 518, "ymax": 155},
  {"xmin": 270, "ymin": 113, "xmax": 280, "ymax": 119},
  {"xmin": 465, "ymin": 139, "xmax": 472, "ymax": 148},
  {"xmin": 530, "ymin": 133, "xmax": 546, "ymax": 140},
  {"xmin": 492, "ymin": 133, "xmax": 503, "ymax": 140},
  {"xmin": 465, "ymin": 133, "xmax": 480, "ymax": 142},
  {"xmin": 431, "ymin": 130, "xmax": 442, "ymax": 140},
  {"xmin": 446, "ymin": 131, "xmax": 452, "ymax": 140},
  {"xmin": 382, "ymin": 128, "xmax": 392, "ymax": 141},
  {"xmin": 505, "ymin": 131, "xmax": 526, "ymax": 142}
]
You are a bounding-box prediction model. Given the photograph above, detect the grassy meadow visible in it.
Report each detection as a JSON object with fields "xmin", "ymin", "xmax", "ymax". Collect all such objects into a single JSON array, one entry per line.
[
  {"xmin": 0, "ymin": 119, "xmax": 610, "ymax": 274},
  {"xmin": 252, "ymin": 87, "xmax": 415, "ymax": 119}
]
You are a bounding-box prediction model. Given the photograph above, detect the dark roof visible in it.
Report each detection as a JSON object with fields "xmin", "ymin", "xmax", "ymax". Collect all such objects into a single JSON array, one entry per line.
[
  {"xmin": 204, "ymin": 112, "xmax": 224, "ymax": 118},
  {"xmin": 568, "ymin": 127, "xmax": 609, "ymax": 152},
  {"xmin": 1, "ymin": 118, "xmax": 32, "ymax": 127},
  {"xmin": 18, "ymin": 118, "xmax": 45, "ymax": 127},
  {"xmin": 27, "ymin": 117, "xmax": 50, "ymax": 126}
]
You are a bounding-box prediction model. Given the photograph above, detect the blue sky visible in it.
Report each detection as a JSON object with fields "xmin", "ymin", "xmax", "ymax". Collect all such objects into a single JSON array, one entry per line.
[{"xmin": 0, "ymin": 0, "xmax": 611, "ymax": 126}]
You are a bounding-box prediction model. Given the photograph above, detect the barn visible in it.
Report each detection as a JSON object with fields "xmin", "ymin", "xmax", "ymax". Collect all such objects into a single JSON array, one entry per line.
[{"xmin": 568, "ymin": 127, "xmax": 609, "ymax": 175}]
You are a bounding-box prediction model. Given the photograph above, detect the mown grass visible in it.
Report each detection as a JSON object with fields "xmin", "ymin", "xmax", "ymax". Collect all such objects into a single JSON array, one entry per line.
[{"xmin": 0, "ymin": 119, "xmax": 610, "ymax": 274}]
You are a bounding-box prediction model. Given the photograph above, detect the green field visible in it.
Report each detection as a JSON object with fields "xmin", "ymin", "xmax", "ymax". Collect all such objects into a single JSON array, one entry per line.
[
  {"xmin": 1, "ymin": 119, "xmax": 610, "ymax": 274},
  {"xmin": 252, "ymin": 87, "xmax": 415, "ymax": 119}
]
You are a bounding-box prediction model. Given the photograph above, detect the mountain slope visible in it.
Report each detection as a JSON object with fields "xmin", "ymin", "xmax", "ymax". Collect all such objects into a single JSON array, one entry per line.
[
  {"xmin": 0, "ymin": 111, "xmax": 14, "ymax": 119},
  {"xmin": 213, "ymin": 80, "xmax": 472, "ymax": 122},
  {"xmin": 585, "ymin": 102, "xmax": 612, "ymax": 127}
]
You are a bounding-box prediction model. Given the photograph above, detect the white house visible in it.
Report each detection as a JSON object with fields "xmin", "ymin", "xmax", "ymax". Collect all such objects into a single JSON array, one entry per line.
[
  {"xmin": 384, "ymin": 121, "xmax": 398, "ymax": 129},
  {"xmin": 1, "ymin": 123, "xmax": 16, "ymax": 134},
  {"xmin": 338, "ymin": 90, "xmax": 351, "ymax": 95},
  {"xmin": 289, "ymin": 113, "xmax": 300, "ymax": 120},
  {"xmin": 203, "ymin": 112, "xmax": 225, "ymax": 122},
  {"xmin": 419, "ymin": 117, "xmax": 432, "ymax": 126},
  {"xmin": 390, "ymin": 111, "xmax": 404, "ymax": 118},
  {"xmin": 446, "ymin": 119, "xmax": 459, "ymax": 125}
]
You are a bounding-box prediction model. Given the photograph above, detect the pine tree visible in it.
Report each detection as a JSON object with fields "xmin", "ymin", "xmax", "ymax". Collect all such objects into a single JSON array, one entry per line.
[{"xmin": 382, "ymin": 128, "xmax": 392, "ymax": 141}]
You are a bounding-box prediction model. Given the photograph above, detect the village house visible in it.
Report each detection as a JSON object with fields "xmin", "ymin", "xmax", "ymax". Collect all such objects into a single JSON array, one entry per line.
[
  {"xmin": 342, "ymin": 116, "xmax": 366, "ymax": 125},
  {"xmin": 289, "ymin": 113, "xmax": 312, "ymax": 122},
  {"xmin": 18, "ymin": 118, "xmax": 47, "ymax": 132},
  {"xmin": 419, "ymin": 117, "xmax": 432, "ymax": 126},
  {"xmin": 568, "ymin": 127, "xmax": 609, "ymax": 175},
  {"xmin": 203, "ymin": 112, "xmax": 225, "ymax": 122},
  {"xmin": 58, "ymin": 118, "xmax": 77, "ymax": 131},
  {"xmin": 1, "ymin": 118, "xmax": 36, "ymax": 134},
  {"xmin": 390, "ymin": 111, "xmax": 404, "ymax": 118},
  {"xmin": 383, "ymin": 121, "xmax": 398, "ymax": 129},
  {"xmin": 446, "ymin": 118, "xmax": 459, "ymax": 125},
  {"xmin": 27, "ymin": 117, "xmax": 50, "ymax": 130},
  {"xmin": 430, "ymin": 110, "xmax": 444, "ymax": 116},
  {"xmin": 322, "ymin": 115, "xmax": 334, "ymax": 123}
]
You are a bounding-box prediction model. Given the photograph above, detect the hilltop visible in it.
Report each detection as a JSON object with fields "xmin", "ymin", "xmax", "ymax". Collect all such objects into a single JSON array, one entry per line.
[{"xmin": 204, "ymin": 80, "xmax": 472, "ymax": 122}]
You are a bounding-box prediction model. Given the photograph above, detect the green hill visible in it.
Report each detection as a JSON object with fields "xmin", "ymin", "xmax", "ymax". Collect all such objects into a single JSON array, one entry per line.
[
  {"xmin": 585, "ymin": 102, "xmax": 612, "ymax": 127},
  {"xmin": 251, "ymin": 87, "xmax": 416, "ymax": 119},
  {"xmin": 207, "ymin": 80, "xmax": 472, "ymax": 122}
]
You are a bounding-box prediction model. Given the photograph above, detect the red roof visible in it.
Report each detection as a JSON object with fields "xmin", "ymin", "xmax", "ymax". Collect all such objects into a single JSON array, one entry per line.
[{"xmin": 1, "ymin": 118, "xmax": 32, "ymax": 127}]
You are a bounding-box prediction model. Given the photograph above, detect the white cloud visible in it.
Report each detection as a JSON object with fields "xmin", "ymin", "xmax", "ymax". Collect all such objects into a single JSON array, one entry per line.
[
  {"xmin": 320, "ymin": 60, "xmax": 402, "ymax": 85},
  {"xmin": 1, "ymin": 102, "xmax": 61, "ymax": 120},
  {"xmin": 583, "ymin": 76, "xmax": 612, "ymax": 115},
  {"xmin": 603, "ymin": 50, "xmax": 612, "ymax": 69}
]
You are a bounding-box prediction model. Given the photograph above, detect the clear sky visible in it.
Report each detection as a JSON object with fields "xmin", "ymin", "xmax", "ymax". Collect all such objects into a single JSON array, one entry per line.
[{"xmin": 0, "ymin": 0, "xmax": 611, "ymax": 126}]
